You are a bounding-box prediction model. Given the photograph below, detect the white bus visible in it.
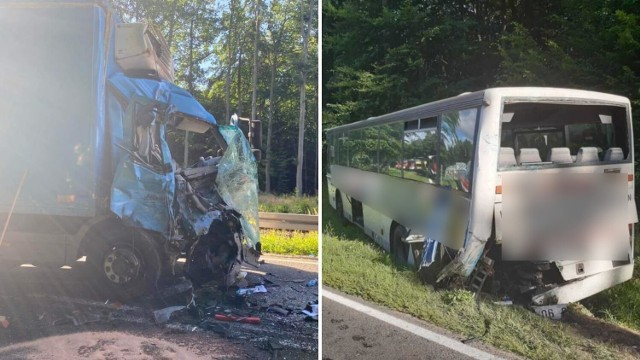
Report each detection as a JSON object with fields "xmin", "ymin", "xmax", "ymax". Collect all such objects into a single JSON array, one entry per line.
[{"xmin": 326, "ymin": 88, "xmax": 637, "ymax": 305}]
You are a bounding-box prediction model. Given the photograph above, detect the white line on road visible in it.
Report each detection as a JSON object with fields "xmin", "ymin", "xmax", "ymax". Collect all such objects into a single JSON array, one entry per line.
[{"xmin": 323, "ymin": 288, "xmax": 503, "ymax": 360}]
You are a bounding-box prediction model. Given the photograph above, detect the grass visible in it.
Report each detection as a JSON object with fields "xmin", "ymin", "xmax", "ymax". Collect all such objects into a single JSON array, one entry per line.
[
  {"xmin": 260, "ymin": 229, "xmax": 318, "ymax": 256},
  {"xmin": 582, "ymin": 231, "xmax": 640, "ymax": 331},
  {"xmin": 322, "ymin": 188, "xmax": 637, "ymax": 360},
  {"xmin": 259, "ymin": 193, "xmax": 318, "ymax": 214}
]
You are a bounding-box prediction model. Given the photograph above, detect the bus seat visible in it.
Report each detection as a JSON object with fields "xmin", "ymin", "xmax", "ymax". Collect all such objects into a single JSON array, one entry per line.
[
  {"xmin": 548, "ymin": 147, "xmax": 573, "ymax": 164},
  {"xmin": 517, "ymin": 148, "xmax": 542, "ymax": 164},
  {"xmin": 576, "ymin": 147, "xmax": 599, "ymax": 163},
  {"xmin": 499, "ymin": 147, "xmax": 517, "ymax": 167},
  {"xmin": 604, "ymin": 147, "xmax": 624, "ymax": 161}
]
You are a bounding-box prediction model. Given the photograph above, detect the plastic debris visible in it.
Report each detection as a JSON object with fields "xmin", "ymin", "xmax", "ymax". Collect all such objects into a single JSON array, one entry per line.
[
  {"xmin": 214, "ymin": 313, "xmax": 261, "ymax": 325},
  {"xmin": 236, "ymin": 285, "xmax": 267, "ymax": 296},
  {"xmin": 493, "ymin": 296, "xmax": 513, "ymax": 306},
  {"xmin": 306, "ymin": 279, "xmax": 318, "ymax": 287},
  {"xmin": 302, "ymin": 303, "xmax": 318, "ymax": 321},
  {"xmin": 0, "ymin": 316, "xmax": 9, "ymax": 329},
  {"xmin": 153, "ymin": 305, "xmax": 186, "ymax": 324}
]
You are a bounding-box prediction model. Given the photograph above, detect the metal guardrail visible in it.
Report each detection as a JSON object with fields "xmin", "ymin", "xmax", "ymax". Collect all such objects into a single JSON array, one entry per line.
[{"xmin": 258, "ymin": 212, "xmax": 318, "ymax": 232}]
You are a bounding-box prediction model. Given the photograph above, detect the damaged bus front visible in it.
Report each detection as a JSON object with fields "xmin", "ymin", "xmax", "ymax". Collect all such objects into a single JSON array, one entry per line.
[
  {"xmin": 0, "ymin": 0, "xmax": 260, "ymax": 298},
  {"xmin": 326, "ymin": 87, "xmax": 635, "ymax": 306}
]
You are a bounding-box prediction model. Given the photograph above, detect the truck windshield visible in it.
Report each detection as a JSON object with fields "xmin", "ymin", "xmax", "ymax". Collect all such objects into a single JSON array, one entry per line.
[
  {"xmin": 167, "ymin": 127, "xmax": 225, "ymax": 170},
  {"xmin": 498, "ymin": 103, "xmax": 629, "ymax": 169}
]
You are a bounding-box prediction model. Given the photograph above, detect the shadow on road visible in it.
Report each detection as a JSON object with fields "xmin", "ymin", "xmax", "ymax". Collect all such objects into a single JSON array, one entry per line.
[{"xmin": 0, "ymin": 257, "xmax": 318, "ymax": 359}]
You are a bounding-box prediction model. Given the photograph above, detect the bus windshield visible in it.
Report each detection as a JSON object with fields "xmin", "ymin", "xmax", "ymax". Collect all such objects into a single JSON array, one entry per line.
[{"xmin": 498, "ymin": 103, "xmax": 629, "ymax": 169}]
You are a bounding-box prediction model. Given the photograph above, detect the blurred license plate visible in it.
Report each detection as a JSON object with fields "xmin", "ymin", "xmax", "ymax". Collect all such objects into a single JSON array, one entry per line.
[{"xmin": 532, "ymin": 304, "xmax": 567, "ymax": 320}]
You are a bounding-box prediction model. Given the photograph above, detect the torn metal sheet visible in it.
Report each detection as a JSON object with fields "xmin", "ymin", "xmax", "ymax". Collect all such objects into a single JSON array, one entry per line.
[
  {"xmin": 437, "ymin": 233, "xmax": 486, "ymax": 281},
  {"xmin": 215, "ymin": 126, "xmax": 261, "ymax": 248},
  {"xmin": 110, "ymin": 94, "xmax": 175, "ymax": 235}
]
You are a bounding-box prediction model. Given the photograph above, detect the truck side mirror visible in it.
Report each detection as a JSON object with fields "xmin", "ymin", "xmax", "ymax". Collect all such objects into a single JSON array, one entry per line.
[
  {"xmin": 252, "ymin": 149, "xmax": 262, "ymax": 162},
  {"xmin": 250, "ymin": 120, "xmax": 262, "ymax": 150}
]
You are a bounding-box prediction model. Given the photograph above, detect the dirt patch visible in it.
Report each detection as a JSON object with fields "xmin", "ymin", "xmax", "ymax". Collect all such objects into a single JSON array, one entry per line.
[
  {"xmin": 0, "ymin": 332, "xmax": 206, "ymax": 360},
  {"xmin": 564, "ymin": 309, "xmax": 640, "ymax": 357}
]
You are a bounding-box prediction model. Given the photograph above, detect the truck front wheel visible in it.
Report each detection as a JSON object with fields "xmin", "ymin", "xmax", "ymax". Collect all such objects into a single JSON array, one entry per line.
[{"xmin": 87, "ymin": 231, "xmax": 161, "ymax": 300}]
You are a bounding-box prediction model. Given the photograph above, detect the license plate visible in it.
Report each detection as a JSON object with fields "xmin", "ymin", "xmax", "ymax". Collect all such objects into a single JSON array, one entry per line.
[{"xmin": 532, "ymin": 304, "xmax": 568, "ymax": 320}]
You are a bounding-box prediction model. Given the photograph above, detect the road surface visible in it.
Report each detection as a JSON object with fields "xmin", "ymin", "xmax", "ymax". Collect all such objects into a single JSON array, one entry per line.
[
  {"xmin": 0, "ymin": 255, "xmax": 318, "ymax": 359},
  {"xmin": 322, "ymin": 287, "xmax": 519, "ymax": 360}
]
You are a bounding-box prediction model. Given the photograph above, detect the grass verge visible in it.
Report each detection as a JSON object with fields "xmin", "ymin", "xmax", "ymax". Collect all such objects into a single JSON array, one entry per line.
[
  {"xmin": 322, "ymin": 190, "xmax": 637, "ymax": 360},
  {"xmin": 259, "ymin": 193, "xmax": 318, "ymax": 214},
  {"xmin": 260, "ymin": 229, "xmax": 318, "ymax": 256}
]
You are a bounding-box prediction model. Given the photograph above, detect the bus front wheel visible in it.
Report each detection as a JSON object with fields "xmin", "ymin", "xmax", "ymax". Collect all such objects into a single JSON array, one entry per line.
[{"xmin": 391, "ymin": 225, "xmax": 410, "ymax": 267}]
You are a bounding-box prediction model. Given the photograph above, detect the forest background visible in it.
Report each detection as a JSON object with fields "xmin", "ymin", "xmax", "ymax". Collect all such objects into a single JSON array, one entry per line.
[{"xmin": 114, "ymin": 0, "xmax": 318, "ymax": 196}]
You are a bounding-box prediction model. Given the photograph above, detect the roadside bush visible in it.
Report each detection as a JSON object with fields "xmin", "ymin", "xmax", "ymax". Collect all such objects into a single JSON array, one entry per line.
[{"xmin": 259, "ymin": 193, "xmax": 318, "ymax": 214}]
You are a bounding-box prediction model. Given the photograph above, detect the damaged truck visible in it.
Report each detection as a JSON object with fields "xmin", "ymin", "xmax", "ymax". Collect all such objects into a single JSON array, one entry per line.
[
  {"xmin": 0, "ymin": 0, "xmax": 261, "ymax": 298},
  {"xmin": 326, "ymin": 87, "xmax": 637, "ymax": 306}
]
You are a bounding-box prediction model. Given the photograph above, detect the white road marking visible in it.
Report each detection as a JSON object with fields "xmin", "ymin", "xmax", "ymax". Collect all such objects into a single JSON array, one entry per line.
[{"xmin": 323, "ymin": 288, "xmax": 503, "ymax": 360}]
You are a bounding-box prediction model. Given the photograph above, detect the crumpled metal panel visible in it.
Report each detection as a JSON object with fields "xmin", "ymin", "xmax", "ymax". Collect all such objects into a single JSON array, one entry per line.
[
  {"xmin": 108, "ymin": 72, "xmax": 219, "ymax": 237},
  {"xmin": 110, "ymin": 149, "xmax": 175, "ymax": 234},
  {"xmin": 215, "ymin": 126, "xmax": 260, "ymax": 248},
  {"xmin": 110, "ymin": 81, "xmax": 175, "ymax": 235},
  {"xmin": 174, "ymin": 174, "xmax": 221, "ymax": 237},
  {"xmin": 109, "ymin": 73, "xmax": 216, "ymax": 126}
]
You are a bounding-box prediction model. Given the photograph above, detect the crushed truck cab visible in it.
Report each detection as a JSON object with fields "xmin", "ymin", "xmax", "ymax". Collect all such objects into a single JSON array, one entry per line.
[{"xmin": 0, "ymin": 0, "xmax": 260, "ymax": 298}]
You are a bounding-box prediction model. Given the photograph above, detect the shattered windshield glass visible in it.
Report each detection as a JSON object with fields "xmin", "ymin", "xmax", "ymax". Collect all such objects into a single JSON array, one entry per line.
[{"xmin": 216, "ymin": 126, "xmax": 261, "ymax": 248}]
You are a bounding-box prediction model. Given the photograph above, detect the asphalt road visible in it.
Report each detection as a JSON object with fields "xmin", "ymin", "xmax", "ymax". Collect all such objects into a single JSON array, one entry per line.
[
  {"xmin": 322, "ymin": 288, "xmax": 518, "ymax": 360},
  {"xmin": 0, "ymin": 255, "xmax": 318, "ymax": 359}
]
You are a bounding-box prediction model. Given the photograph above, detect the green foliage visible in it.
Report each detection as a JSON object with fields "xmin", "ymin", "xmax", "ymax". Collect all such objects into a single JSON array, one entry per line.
[
  {"xmin": 322, "ymin": 187, "xmax": 632, "ymax": 360},
  {"xmin": 112, "ymin": 0, "xmax": 318, "ymax": 195},
  {"xmin": 259, "ymin": 193, "xmax": 318, "ymax": 214},
  {"xmin": 260, "ymin": 229, "xmax": 318, "ymax": 256},
  {"xmin": 324, "ymin": 1, "xmax": 640, "ymax": 182}
]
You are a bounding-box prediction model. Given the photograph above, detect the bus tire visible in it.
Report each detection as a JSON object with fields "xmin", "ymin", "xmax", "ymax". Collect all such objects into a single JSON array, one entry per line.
[
  {"xmin": 391, "ymin": 225, "xmax": 410, "ymax": 267},
  {"xmin": 335, "ymin": 191, "xmax": 347, "ymax": 224},
  {"xmin": 86, "ymin": 230, "xmax": 161, "ymax": 301}
]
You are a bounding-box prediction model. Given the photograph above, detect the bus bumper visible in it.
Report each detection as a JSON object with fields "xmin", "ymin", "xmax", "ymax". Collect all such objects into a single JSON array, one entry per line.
[{"xmin": 531, "ymin": 264, "xmax": 633, "ymax": 305}]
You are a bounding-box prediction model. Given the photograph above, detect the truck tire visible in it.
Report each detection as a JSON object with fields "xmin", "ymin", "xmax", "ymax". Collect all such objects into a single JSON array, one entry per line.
[{"xmin": 86, "ymin": 230, "xmax": 161, "ymax": 301}]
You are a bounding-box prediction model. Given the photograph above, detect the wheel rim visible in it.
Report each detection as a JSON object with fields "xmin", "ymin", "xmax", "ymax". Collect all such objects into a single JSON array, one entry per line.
[{"xmin": 103, "ymin": 246, "xmax": 142, "ymax": 285}]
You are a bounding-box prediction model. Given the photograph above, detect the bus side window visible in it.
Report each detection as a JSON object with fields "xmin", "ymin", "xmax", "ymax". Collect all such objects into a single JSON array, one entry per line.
[
  {"xmin": 439, "ymin": 108, "xmax": 478, "ymax": 193},
  {"xmin": 402, "ymin": 117, "xmax": 438, "ymax": 184},
  {"xmin": 377, "ymin": 123, "xmax": 403, "ymax": 177}
]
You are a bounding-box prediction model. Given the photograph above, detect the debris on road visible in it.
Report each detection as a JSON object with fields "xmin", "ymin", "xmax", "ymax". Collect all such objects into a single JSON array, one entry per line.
[
  {"xmin": 154, "ymin": 306, "xmax": 187, "ymax": 324},
  {"xmin": 67, "ymin": 310, "xmax": 101, "ymax": 326},
  {"xmin": 214, "ymin": 314, "xmax": 261, "ymax": 324},
  {"xmin": 236, "ymin": 285, "xmax": 267, "ymax": 296},
  {"xmin": 302, "ymin": 302, "xmax": 318, "ymax": 321},
  {"xmin": 306, "ymin": 279, "xmax": 318, "ymax": 287},
  {"xmin": 0, "ymin": 316, "xmax": 9, "ymax": 329},
  {"xmin": 267, "ymin": 305, "xmax": 290, "ymax": 316}
]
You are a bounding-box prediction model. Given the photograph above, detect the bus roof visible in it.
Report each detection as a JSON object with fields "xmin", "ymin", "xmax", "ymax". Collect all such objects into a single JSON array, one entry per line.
[{"xmin": 326, "ymin": 87, "xmax": 630, "ymax": 134}]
